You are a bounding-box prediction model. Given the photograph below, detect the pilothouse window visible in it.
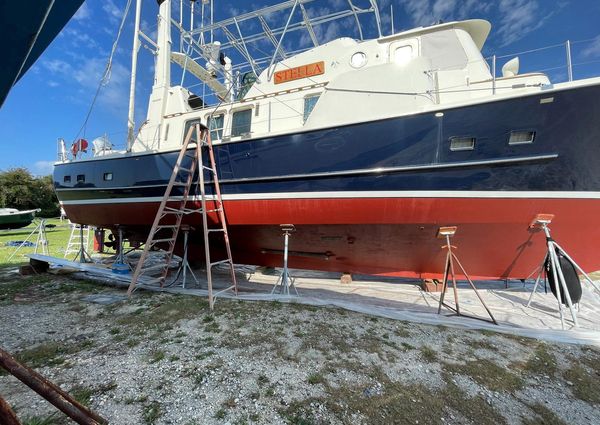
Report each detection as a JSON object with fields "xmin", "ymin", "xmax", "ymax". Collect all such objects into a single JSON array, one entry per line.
[
  {"xmin": 208, "ymin": 114, "xmax": 225, "ymax": 141},
  {"xmin": 231, "ymin": 109, "xmax": 252, "ymax": 137}
]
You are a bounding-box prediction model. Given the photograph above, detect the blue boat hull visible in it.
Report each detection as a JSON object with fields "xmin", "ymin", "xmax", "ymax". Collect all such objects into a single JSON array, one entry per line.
[{"xmin": 53, "ymin": 82, "xmax": 600, "ymax": 278}]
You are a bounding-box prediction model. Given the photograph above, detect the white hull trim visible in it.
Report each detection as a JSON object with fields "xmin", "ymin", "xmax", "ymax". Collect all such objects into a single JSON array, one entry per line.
[{"xmin": 60, "ymin": 190, "xmax": 600, "ymax": 205}]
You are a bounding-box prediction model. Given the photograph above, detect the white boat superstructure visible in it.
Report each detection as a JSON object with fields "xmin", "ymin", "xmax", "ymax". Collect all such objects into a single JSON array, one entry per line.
[{"xmin": 120, "ymin": 0, "xmax": 557, "ymax": 157}]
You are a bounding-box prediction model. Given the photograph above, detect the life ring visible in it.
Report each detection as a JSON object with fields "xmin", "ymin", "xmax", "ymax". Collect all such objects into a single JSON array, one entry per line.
[{"xmin": 71, "ymin": 139, "xmax": 88, "ymax": 157}]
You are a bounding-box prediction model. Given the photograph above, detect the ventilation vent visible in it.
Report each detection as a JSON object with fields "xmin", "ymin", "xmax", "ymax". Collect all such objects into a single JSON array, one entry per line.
[
  {"xmin": 509, "ymin": 131, "xmax": 535, "ymax": 145},
  {"xmin": 449, "ymin": 137, "xmax": 475, "ymax": 151}
]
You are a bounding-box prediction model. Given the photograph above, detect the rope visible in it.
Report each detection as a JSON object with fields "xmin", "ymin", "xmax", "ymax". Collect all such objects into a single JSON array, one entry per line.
[{"xmin": 72, "ymin": 0, "xmax": 133, "ymax": 143}]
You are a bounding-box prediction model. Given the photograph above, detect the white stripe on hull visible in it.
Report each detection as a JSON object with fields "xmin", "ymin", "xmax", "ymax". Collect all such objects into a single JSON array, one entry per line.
[{"xmin": 59, "ymin": 190, "xmax": 600, "ymax": 205}]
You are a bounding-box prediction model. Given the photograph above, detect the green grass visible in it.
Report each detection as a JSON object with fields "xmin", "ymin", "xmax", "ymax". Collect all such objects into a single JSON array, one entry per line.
[
  {"xmin": 143, "ymin": 401, "xmax": 162, "ymax": 424},
  {"xmin": 21, "ymin": 415, "xmax": 63, "ymax": 425},
  {"xmin": 563, "ymin": 364, "xmax": 600, "ymax": 403},
  {"xmin": 12, "ymin": 339, "xmax": 94, "ymax": 369},
  {"xmin": 523, "ymin": 344, "xmax": 557, "ymax": 376},
  {"xmin": 445, "ymin": 359, "xmax": 524, "ymax": 393},
  {"xmin": 0, "ymin": 218, "xmax": 71, "ymax": 265}
]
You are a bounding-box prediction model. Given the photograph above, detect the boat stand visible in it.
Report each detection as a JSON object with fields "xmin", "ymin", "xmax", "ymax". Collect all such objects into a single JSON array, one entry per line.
[
  {"xmin": 65, "ymin": 223, "xmax": 92, "ymax": 263},
  {"xmin": 167, "ymin": 225, "xmax": 199, "ymax": 289},
  {"xmin": 436, "ymin": 226, "xmax": 497, "ymax": 325},
  {"xmin": 526, "ymin": 214, "xmax": 600, "ymax": 329},
  {"xmin": 271, "ymin": 224, "xmax": 299, "ymax": 296},
  {"xmin": 7, "ymin": 219, "xmax": 48, "ymax": 261}
]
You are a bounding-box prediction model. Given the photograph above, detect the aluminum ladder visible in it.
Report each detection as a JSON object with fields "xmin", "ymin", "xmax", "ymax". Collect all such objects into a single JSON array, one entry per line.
[
  {"xmin": 127, "ymin": 123, "xmax": 237, "ymax": 309},
  {"xmin": 64, "ymin": 223, "xmax": 91, "ymax": 262}
]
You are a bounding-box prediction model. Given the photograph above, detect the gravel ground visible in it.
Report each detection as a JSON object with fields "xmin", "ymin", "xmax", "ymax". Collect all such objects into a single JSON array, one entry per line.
[{"xmin": 1, "ymin": 268, "xmax": 600, "ymax": 425}]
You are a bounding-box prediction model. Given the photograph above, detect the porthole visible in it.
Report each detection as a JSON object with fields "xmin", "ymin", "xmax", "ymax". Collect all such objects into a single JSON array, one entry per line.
[
  {"xmin": 449, "ymin": 137, "xmax": 475, "ymax": 151},
  {"xmin": 350, "ymin": 52, "xmax": 367, "ymax": 68},
  {"xmin": 509, "ymin": 131, "xmax": 535, "ymax": 145}
]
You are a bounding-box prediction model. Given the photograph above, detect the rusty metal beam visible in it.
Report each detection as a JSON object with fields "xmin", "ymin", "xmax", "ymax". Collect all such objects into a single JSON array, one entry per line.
[
  {"xmin": 0, "ymin": 395, "xmax": 21, "ymax": 425},
  {"xmin": 0, "ymin": 348, "xmax": 107, "ymax": 425}
]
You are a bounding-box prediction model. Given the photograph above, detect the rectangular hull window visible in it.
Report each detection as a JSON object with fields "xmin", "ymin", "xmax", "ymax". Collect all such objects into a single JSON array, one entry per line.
[
  {"xmin": 231, "ymin": 109, "xmax": 252, "ymax": 137},
  {"xmin": 103, "ymin": 173, "xmax": 113, "ymax": 181},
  {"xmin": 509, "ymin": 131, "xmax": 535, "ymax": 145},
  {"xmin": 76, "ymin": 174, "xmax": 85, "ymax": 183},
  {"xmin": 63, "ymin": 175, "xmax": 71, "ymax": 183},
  {"xmin": 449, "ymin": 137, "xmax": 475, "ymax": 151}
]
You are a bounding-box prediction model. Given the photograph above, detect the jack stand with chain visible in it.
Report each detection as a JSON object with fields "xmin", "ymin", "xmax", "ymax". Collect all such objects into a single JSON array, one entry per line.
[
  {"xmin": 7, "ymin": 219, "xmax": 48, "ymax": 261},
  {"xmin": 526, "ymin": 214, "xmax": 600, "ymax": 329},
  {"xmin": 271, "ymin": 224, "xmax": 299, "ymax": 296},
  {"xmin": 436, "ymin": 226, "xmax": 497, "ymax": 325}
]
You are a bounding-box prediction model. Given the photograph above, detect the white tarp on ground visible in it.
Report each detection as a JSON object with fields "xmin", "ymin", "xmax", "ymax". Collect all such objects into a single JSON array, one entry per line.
[{"xmin": 29, "ymin": 254, "xmax": 600, "ymax": 346}]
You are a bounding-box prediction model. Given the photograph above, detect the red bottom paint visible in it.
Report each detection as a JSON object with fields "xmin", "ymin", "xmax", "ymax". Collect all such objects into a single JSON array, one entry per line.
[{"xmin": 63, "ymin": 197, "xmax": 600, "ymax": 280}]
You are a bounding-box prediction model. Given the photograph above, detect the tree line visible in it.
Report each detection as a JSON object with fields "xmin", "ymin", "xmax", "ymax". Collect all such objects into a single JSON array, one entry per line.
[{"xmin": 0, "ymin": 168, "xmax": 59, "ymax": 217}]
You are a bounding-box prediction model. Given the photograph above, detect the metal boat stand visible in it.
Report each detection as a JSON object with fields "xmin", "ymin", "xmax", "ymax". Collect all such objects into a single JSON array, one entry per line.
[
  {"xmin": 271, "ymin": 224, "xmax": 299, "ymax": 296},
  {"xmin": 526, "ymin": 214, "xmax": 600, "ymax": 329},
  {"xmin": 7, "ymin": 219, "xmax": 48, "ymax": 261},
  {"xmin": 168, "ymin": 225, "xmax": 199, "ymax": 289},
  {"xmin": 65, "ymin": 223, "xmax": 93, "ymax": 263},
  {"xmin": 436, "ymin": 226, "xmax": 497, "ymax": 325}
]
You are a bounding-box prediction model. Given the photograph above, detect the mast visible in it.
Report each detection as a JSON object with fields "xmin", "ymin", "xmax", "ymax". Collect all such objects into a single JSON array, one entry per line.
[
  {"xmin": 154, "ymin": 0, "xmax": 172, "ymax": 92},
  {"xmin": 127, "ymin": 0, "xmax": 143, "ymax": 151}
]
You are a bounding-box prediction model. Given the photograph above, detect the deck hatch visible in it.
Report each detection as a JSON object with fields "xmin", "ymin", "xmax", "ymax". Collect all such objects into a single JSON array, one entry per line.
[
  {"xmin": 449, "ymin": 136, "xmax": 475, "ymax": 151},
  {"xmin": 509, "ymin": 131, "xmax": 535, "ymax": 145}
]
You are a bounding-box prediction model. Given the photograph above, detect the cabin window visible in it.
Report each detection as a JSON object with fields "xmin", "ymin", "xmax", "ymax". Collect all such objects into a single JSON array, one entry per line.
[
  {"xmin": 231, "ymin": 109, "xmax": 252, "ymax": 137},
  {"xmin": 183, "ymin": 119, "xmax": 201, "ymax": 142},
  {"xmin": 208, "ymin": 114, "xmax": 225, "ymax": 141},
  {"xmin": 103, "ymin": 172, "xmax": 113, "ymax": 181},
  {"xmin": 63, "ymin": 175, "xmax": 71, "ymax": 183},
  {"xmin": 303, "ymin": 95, "xmax": 320, "ymax": 122},
  {"xmin": 449, "ymin": 137, "xmax": 475, "ymax": 151},
  {"xmin": 509, "ymin": 131, "xmax": 535, "ymax": 145},
  {"xmin": 393, "ymin": 46, "xmax": 413, "ymax": 65},
  {"xmin": 76, "ymin": 174, "xmax": 86, "ymax": 183}
]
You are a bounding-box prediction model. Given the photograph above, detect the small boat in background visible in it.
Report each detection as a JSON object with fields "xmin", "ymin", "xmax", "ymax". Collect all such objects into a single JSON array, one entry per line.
[{"xmin": 0, "ymin": 208, "xmax": 39, "ymax": 230}]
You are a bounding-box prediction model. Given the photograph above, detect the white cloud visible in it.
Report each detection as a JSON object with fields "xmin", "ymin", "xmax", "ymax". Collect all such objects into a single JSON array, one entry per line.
[
  {"xmin": 399, "ymin": 0, "xmax": 548, "ymax": 46},
  {"xmin": 63, "ymin": 27, "xmax": 99, "ymax": 49},
  {"xmin": 32, "ymin": 161, "xmax": 55, "ymax": 176},
  {"xmin": 42, "ymin": 56, "xmax": 130, "ymax": 114},
  {"xmin": 582, "ymin": 35, "xmax": 600, "ymax": 58},
  {"xmin": 103, "ymin": 0, "xmax": 123, "ymax": 25},
  {"xmin": 496, "ymin": 0, "xmax": 544, "ymax": 45},
  {"xmin": 73, "ymin": 2, "xmax": 91, "ymax": 21}
]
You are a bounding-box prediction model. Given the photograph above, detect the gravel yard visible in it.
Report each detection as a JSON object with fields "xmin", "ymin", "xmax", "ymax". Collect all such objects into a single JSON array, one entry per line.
[{"xmin": 1, "ymin": 268, "xmax": 600, "ymax": 425}]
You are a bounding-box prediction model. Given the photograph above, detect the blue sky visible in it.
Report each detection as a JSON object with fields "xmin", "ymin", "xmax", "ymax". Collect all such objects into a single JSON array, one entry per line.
[{"xmin": 1, "ymin": 0, "xmax": 599, "ymax": 176}]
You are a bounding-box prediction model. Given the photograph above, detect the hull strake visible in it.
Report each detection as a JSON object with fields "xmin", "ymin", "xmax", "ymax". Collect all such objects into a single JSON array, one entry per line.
[{"xmin": 54, "ymin": 83, "xmax": 600, "ymax": 278}]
